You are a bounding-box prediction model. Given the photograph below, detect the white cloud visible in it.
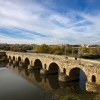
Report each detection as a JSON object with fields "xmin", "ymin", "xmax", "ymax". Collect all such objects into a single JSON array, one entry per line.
[{"xmin": 0, "ymin": 0, "xmax": 100, "ymax": 44}]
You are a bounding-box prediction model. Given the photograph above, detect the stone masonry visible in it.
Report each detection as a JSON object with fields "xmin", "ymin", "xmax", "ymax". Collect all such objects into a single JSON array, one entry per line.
[{"xmin": 5, "ymin": 51, "xmax": 100, "ymax": 93}]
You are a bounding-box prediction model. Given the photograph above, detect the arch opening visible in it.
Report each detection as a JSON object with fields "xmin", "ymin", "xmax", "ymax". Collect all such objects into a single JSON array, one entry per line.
[
  {"xmin": 63, "ymin": 68, "xmax": 66, "ymax": 74},
  {"xmin": 13, "ymin": 56, "xmax": 15, "ymax": 60},
  {"xmin": 44, "ymin": 63, "xmax": 46, "ymax": 69},
  {"xmin": 69, "ymin": 67, "xmax": 87, "ymax": 91},
  {"xmin": 92, "ymin": 75, "xmax": 96, "ymax": 83},
  {"xmin": 24, "ymin": 58, "xmax": 30, "ymax": 65},
  {"xmin": 69, "ymin": 67, "xmax": 80, "ymax": 80},
  {"xmin": 9, "ymin": 56, "xmax": 11, "ymax": 59},
  {"xmin": 18, "ymin": 57, "xmax": 21, "ymax": 62},
  {"xmin": 49, "ymin": 62, "xmax": 59, "ymax": 74},
  {"xmin": 34, "ymin": 59, "xmax": 42, "ymax": 69}
]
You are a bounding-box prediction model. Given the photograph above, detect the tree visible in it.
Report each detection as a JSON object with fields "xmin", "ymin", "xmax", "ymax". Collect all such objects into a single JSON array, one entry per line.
[
  {"xmin": 89, "ymin": 48, "xmax": 96, "ymax": 55},
  {"xmin": 54, "ymin": 50, "xmax": 62, "ymax": 55},
  {"xmin": 80, "ymin": 46, "xmax": 89, "ymax": 54},
  {"xmin": 37, "ymin": 44, "xmax": 49, "ymax": 53}
]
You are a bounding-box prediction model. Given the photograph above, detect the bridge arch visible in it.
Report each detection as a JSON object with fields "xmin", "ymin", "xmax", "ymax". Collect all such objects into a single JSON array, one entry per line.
[
  {"xmin": 92, "ymin": 75, "xmax": 96, "ymax": 83},
  {"xmin": 34, "ymin": 59, "xmax": 43, "ymax": 68},
  {"xmin": 18, "ymin": 56, "xmax": 21, "ymax": 62},
  {"xmin": 24, "ymin": 57, "xmax": 30, "ymax": 65},
  {"xmin": 69, "ymin": 67, "xmax": 87, "ymax": 91},
  {"xmin": 44, "ymin": 63, "xmax": 46, "ymax": 69},
  {"xmin": 13, "ymin": 56, "xmax": 15, "ymax": 60},
  {"xmin": 69, "ymin": 67, "xmax": 87, "ymax": 81},
  {"xmin": 48, "ymin": 62, "xmax": 60, "ymax": 74},
  {"xmin": 69, "ymin": 67, "xmax": 80, "ymax": 78},
  {"xmin": 9, "ymin": 56, "xmax": 11, "ymax": 59},
  {"xmin": 63, "ymin": 68, "xmax": 66, "ymax": 74}
]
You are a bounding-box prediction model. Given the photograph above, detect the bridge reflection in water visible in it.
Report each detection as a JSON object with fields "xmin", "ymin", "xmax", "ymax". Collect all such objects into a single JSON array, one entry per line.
[{"xmin": 7, "ymin": 63, "xmax": 87, "ymax": 93}]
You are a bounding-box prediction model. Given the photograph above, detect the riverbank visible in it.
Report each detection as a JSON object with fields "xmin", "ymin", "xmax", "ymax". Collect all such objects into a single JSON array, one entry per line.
[{"xmin": 49, "ymin": 88, "xmax": 97, "ymax": 100}]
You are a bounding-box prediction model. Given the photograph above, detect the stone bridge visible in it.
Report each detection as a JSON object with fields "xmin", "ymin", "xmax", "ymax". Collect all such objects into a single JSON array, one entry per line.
[{"xmin": 5, "ymin": 51, "xmax": 100, "ymax": 93}]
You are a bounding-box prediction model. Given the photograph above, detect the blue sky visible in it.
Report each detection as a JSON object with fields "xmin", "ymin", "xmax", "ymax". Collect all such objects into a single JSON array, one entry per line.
[{"xmin": 0, "ymin": 0, "xmax": 100, "ymax": 44}]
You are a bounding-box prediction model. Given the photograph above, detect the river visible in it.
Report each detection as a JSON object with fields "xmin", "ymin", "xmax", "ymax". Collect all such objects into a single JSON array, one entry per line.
[{"xmin": 0, "ymin": 62, "xmax": 97, "ymax": 100}]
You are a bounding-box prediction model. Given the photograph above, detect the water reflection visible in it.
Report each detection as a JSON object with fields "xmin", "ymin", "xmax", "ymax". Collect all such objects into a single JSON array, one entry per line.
[
  {"xmin": 0, "ymin": 61, "xmax": 96, "ymax": 100},
  {"xmin": 2, "ymin": 62, "xmax": 98, "ymax": 100},
  {"xmin": 80, "ymin": 70, "xmax": 87, "ymax": 91},
  {"xmin": 0, "ymin": 66, "xmax": 55, "ymax": 100},
  {"xmin": 9, "ymin": 64, "xmax": 60, "ymax": 90},
  {"xmin": 7, "ymin": 63, "xmax": 87, "ymax": 93},
  {"xmin": 0, "ymin": 61, "xmax": 7, "ymax": 67},
  {"xmin": 0, "ymin": 67, "xmax": 7, "ymax": 70},
  {"xmin": 41, "ymin": 74, "xmax": 60, "ymax": 89}
]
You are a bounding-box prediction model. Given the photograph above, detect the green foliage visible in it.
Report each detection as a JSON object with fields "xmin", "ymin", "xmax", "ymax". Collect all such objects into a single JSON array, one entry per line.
[
  {"xmin": 48, "ymin": 46, "xmax": 57, "ymax": 54},
  {"xmin": 0, "ymin": 45, "xmax": 5, "ymax": 50},
  {"xmin": 34, "ymin": 45, "xmax": 40, "ymax": 53},
  {"xmin": 80, "ymin": 46, "xmax": 89, "ymax": 54},
  {"xmin": 60, "ymin": 94, "xmax": 94, "ymax": 100},
  {"xmin": 0, "ymin": 56, "xmax": 7, "ymax": 60},
  {"xmin": 33, "ymin": 44, "xmax": 79, "ymax": 55},
  {"xmin": 65, "ymin": 46, "xmax": 72, "ymax": 54},
  {"xmin": 38, "ymin": 44, "xmax": 49, "ymax": 53},
  {"xmin": 79, "ymin": 46, "xmax": 100, "ymax": 57},
  {"xmin": 54, "ymin": 50, "xmax": 62, "ymax": 55},
  {"xmin": 9, "ymin": 45, "xmax": 33, "ymax": 52}
]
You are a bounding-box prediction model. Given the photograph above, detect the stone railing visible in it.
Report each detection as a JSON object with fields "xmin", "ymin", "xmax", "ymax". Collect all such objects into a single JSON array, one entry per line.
[{"xmin": 6, "ymin": 51, "xmax": 100, "ymax": 64}]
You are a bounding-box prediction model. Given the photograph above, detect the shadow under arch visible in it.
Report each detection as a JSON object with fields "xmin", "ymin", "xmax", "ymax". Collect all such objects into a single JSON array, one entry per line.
[
  {"xmin": 13, "ymin": 56, "xmax": 15, "ymax": 60},
  {"xmin": 63, "ymin": 68, "xmax": 66, "ymax": 74},
  {"xmin": 18, "ymin": 56, "xmax": 21, "ymax": 62},
  {"xmin": 34, "ymin": 59, "xmax": 42, "ymax": 69},
  {"xmin": 92, "ymin": 75, "xmax": 96, "ymax": 83},
  {"xmin": 9, "ymin": 56, "xmax": 11, "ymax": 59},
  {"xmin": 5, "ymin": 55, "xmax": 8, "ymax": 59},
  {"xmin": 69, "ymin": 67, "xmax": 87, "ymax": 91},
  {"xmin": 48, "ymin": 62, "xmax": 60, "ymax": 74},
  {"xmin": 24, "ymin": 57, "xmax": 30, "ymax": 66},
  {"xmin": 4, "ymin": 55, "xmax": 8, "ymax": 63},
  {"xmin": 69, "ymin": 67, "xmax": 80, "ymax": 80}
]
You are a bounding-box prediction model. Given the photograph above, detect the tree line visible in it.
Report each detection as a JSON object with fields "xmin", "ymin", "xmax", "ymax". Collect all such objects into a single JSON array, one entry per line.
[{"xmin": 0, "ymin": 44, "xmax": 100, "ymax": 57}]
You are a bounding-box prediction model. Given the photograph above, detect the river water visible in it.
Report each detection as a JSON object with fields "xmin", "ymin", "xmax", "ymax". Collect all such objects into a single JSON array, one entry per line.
[{"xmin": 0, "ymin": 62, "xmax": 97, "ymax": 100}]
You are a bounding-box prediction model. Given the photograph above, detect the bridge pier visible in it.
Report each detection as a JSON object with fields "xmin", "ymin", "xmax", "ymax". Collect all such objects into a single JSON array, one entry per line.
[
  {"xmin": 13, "ymin": 61, "xmax": 19, "ymax": 66},
  {"xmin": 40, "ymin": 68, "xmax": 58, "ymax": 75},
  {"xmin": 19, "ymin": 61, "xmax": 27, "ymax": 67},
  {"xmin": 28, "ymin": 65, "xmax": 42, "ymax": 70},
  {"xmin": 28, "ymin": 65, "xmax": 33, "ymax": 69},
  {"xmin": 9, "ymin": 59, "xmax": 13, "ymax": 64},
  {"xmin": 69, "ymin": 76, "xmax": 79, "ymax": 81},
  {"xmin": 59, "ymin": 81, "xmax": 70, "ymax": 88},
  {"xmin": 58, "ymin": 73, "xmax": 79, "ymax": 82},
  {"xmin": 86, "ymin": 82, "xmax": 100, "ymax": 93},
  {"xmin": 59, "ymin": 73, "xmax": 70, "ymax": 82}
]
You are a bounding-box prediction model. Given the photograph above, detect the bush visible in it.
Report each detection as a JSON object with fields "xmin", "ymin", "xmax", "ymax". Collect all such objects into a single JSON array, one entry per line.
[
  {"xmin": 54, "ymin": 50, "xmax": 62, "ymax": 55},
  {"xmin": 1, "ymin": 56, "xmax": 7, "ymax": 60}
]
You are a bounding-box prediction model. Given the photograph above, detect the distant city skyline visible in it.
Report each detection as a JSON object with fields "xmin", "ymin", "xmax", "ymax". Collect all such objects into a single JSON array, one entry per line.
[{"xmin": 0, "ymin": 0, "xmax": 100, "ymax": 45}]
